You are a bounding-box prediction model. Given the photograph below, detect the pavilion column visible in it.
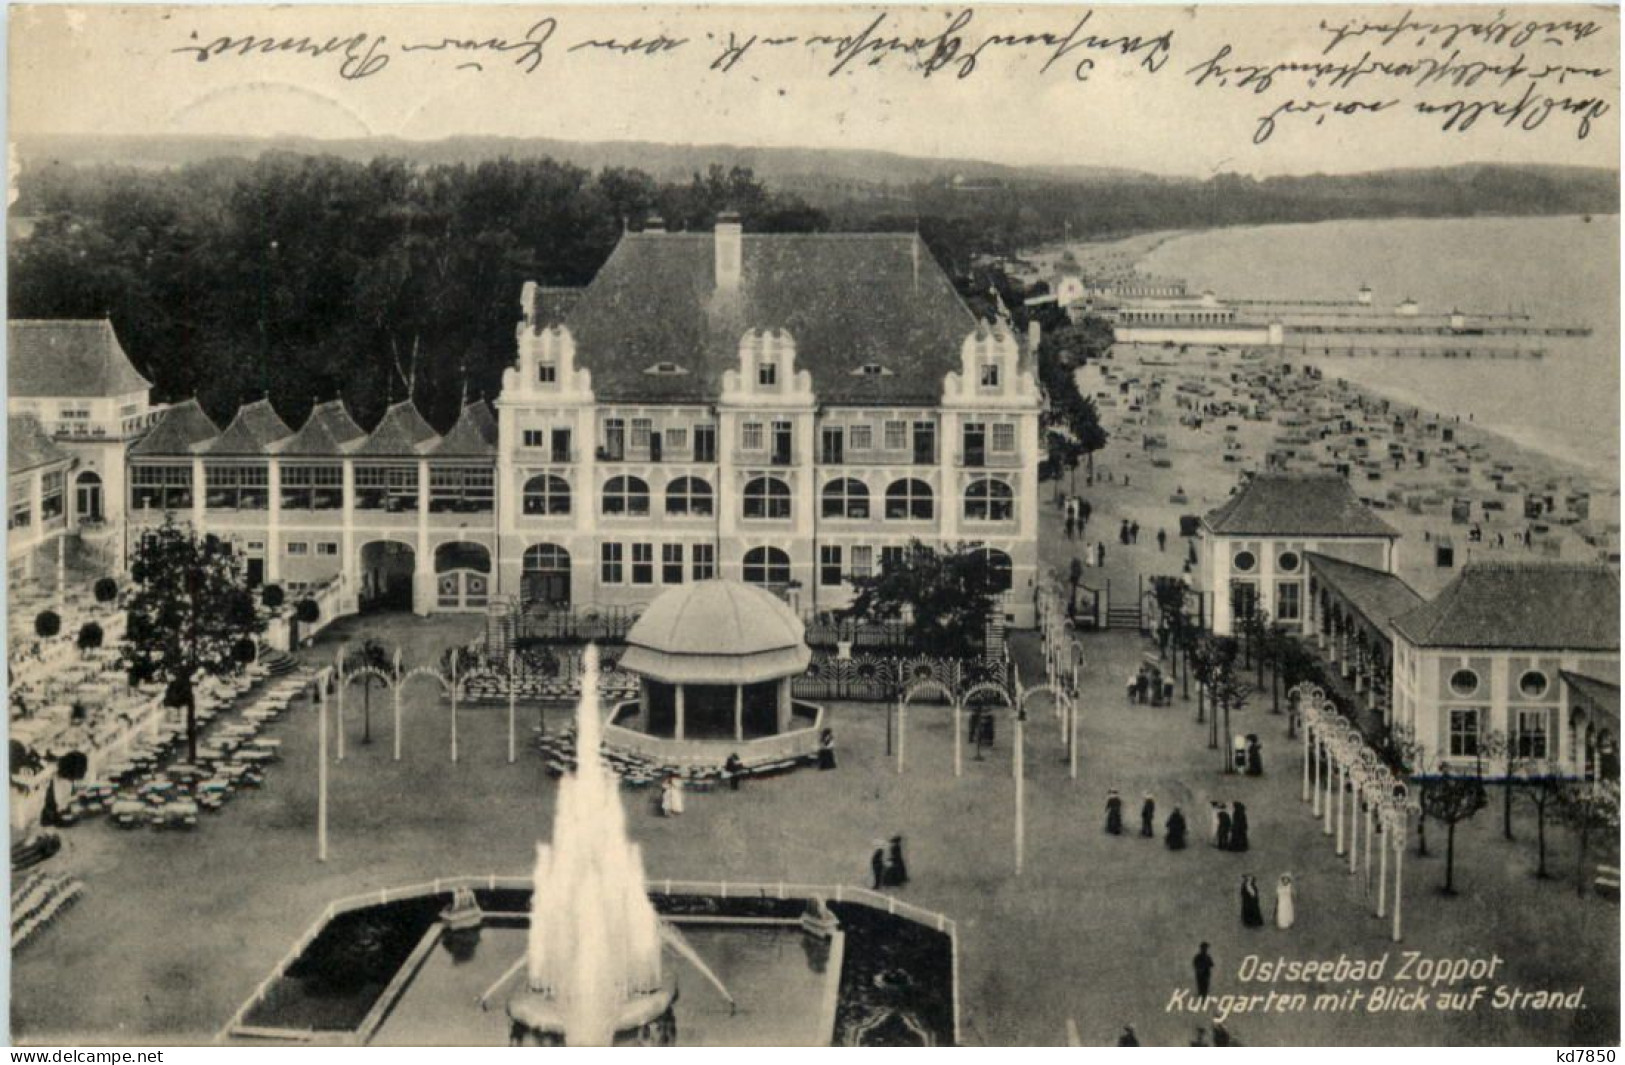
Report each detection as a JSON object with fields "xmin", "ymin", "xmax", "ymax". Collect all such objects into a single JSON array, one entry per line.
[
  {"xmin": 674, "ymin": 684, "xmax": 685, "ymax": 741},
  {"xmin": 734, "ymin": 686, "xmax": 744, "ymax": 743}
]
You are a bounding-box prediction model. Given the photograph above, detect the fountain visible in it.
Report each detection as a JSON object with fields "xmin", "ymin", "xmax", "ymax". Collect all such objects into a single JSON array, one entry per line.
[{"xmin": 507, "ymin": 646, "xmax": 678, "ymax": 1046}]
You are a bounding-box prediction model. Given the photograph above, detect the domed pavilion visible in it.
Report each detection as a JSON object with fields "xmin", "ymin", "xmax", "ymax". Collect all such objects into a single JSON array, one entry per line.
[{"xmin": 608, "ymin": 580, "xmax": 820, "ymax": 769}]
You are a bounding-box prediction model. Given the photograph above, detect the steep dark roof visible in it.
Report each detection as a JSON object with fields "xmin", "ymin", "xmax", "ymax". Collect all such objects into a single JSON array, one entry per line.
[
  {"xmin": 1392, "ymin": 563, "xmax": 1620, "ymax": 651},
  {"xmin": 206, "ymin": 399, "xmax": 292, "ymax": 456},
  {"xmin": 1202, "ymin": 473, "xmax": 1399, "ymax": 538},
  {"xmin": 352, "ymin": 401, "xmax": 440, "ymax": 458},
  {"xmin": 430, "ymin": 401, "xmax": 497, "ymax": 458},
  {"xmin": 128, "ymin": 399, "xmax": 220, "ymax": 457},
  {"xmin": 8, "ymin": 414, "xmax": 72, "ymax": 474},
  {"xmin": 277, "ymin": 400, "xmax": 365, "ymax": 456},
  {"xmin": 1305, "ymin": 552, "xmax": 1424, "ymax": 631},
  {"xmin": 465, "ymin": 399, "xmax": 498, "ymax": 445},
  {"xmin": 534, "ymin": 231, "xmax": 979, "ymax": 404},
  {"xmin": 8, "ymin": 320, "xmax": 151, "ymax": 398}
]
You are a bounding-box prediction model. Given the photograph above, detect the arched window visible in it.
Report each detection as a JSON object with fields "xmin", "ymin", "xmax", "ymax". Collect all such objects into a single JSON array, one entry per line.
[
  {"xmin": 964, "ymin": 479, "xmax": 1013, "ymax": 521},
  {"xmin": 885, "ymin": 478, "xmax": 934, "ymax": 521},
  {"xmin": 522, "ymin": 474, "xmax": 571, "ymax": 516},
  {"xmin": 743, "ymin": 477, "xmax": 791, "ymax": 520},
  {"xmin": 665, "ymin": 476, "xmax": 714, "ymax": 516},
  {"xmin": 821, "ymin": 478, "xmax": 870, "ymax": 520},
  {"xmin": 602, "ymin": 475, "xmax": 650, "ymax": 516},
  {"xmin": 523, "ymin": 543, "xmax": 571, "ymax": 571},
  {"xmin": 975, "ymin": 546, "xmax": 1014, "ymax": 593},
  {"xmin": 743, "ymin": 546, "xmax": 791, "ymax": 586}
]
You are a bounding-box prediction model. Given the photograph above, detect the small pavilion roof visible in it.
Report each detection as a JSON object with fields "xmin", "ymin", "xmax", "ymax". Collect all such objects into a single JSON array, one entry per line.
[
  {"xmin": 1203, "ymin": 472, "xmax": 1398, "ymax": 539},
  {"xmin": 619, "ymin": 580, "xmax": 812, "ymax": 685},
  {"xmin": 206, "ymin": 399, "xmax": 292, "ymax": 457},
  {"xmin": 430, "ymin": 400, "xmax": 498, "ymax": 458},
  {"xmin": 128, "ymin": 399, "xmax": 220, "ymax": 457},
  {"xmin": 275, "ymin": 400, "xmax": 366, "ymax": 456},
  {"xmin": 352, "ymin": 400, "xmax": 440, "ymax": 458},
  {"xmin": 8, "ymin": 414, "xmax": 73, "ymax": 475},
  {"xmin": 8, "ymin": 319, "xmax": 151, "ymax": 398},
  {"xmin": 1392, "ymin": 562, "xmax": 1620, "ymax": 652}
]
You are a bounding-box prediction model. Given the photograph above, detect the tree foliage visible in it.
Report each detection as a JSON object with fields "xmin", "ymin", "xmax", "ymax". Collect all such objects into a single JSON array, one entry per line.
[
  {"xmin": 122, "ymin": 516, "xmax": 265, "ymax": 763},
  {"xmin": 843, "ymin": 540, "xmax": 1003, "ymax": 659},
  {"xmin": 1418, "ymin": 764, "xmax": 1489, "ymax": 895}
]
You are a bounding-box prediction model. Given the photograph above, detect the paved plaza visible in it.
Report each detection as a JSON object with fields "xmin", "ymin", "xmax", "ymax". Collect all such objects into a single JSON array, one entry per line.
[{"xmin": 10, "ymin": 599, "xmax": 1618, "ymax": 1045}]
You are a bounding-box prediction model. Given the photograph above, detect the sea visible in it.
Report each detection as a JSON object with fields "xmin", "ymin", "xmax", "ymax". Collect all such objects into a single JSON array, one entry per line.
[{"xmin": 1135, "ymin": 215, "xmax": 1620, "ymax": 482}]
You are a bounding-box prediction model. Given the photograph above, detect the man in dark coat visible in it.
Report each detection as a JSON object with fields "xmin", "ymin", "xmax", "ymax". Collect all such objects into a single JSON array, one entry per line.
[
  {"xmin": 1140, "ymin": 794, "xmax": 1156, "ymax": 837},
  {"xmin": 1216, "ymin": 804, "xmax": 1233, "ymax": 850},
  {"xmin": 1193, "ymin": 942, "xmax": 1214, "ymax": 999},
  {"xmin": 724, "ymin": 753, "xmax": 745, "ymax": 791},
  {"xmin": 886, "ymin": 835, "xmax": 909, "ymax": 887},
  {"xmin": 1229, "ymin": 802, "xmax": 1251, "ymax": 852},
  {"xmin": 1247, "ymin": 735, "xmax": 1264, "ymax": 777},
  {"xmin": 870, "ymin": 841, "xmax": 888, "ymax": 889}
]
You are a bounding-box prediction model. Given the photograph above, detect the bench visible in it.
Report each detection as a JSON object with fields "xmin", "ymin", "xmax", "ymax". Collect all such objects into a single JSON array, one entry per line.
[{"xmin": 1595, "ymin": 865, "xmax": 1619, "ymax": 899}]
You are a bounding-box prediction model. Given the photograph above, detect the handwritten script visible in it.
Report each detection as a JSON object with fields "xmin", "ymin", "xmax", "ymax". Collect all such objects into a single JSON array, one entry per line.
[{"xmin": 168, "ymin": 6, "xmax": 1615, "ymax": 149}]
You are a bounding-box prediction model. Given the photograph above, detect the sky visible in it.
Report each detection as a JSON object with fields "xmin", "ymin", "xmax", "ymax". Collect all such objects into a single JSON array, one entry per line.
[{"xmin": 7, "ymin": 3, "xmax": 1621, "ymax": 178}]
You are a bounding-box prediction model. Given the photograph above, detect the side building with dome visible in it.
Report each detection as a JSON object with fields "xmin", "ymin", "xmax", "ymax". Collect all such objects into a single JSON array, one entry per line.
[{"xmin": 16, "ymin": 218, "xmax": 1044, "ymax": 626}]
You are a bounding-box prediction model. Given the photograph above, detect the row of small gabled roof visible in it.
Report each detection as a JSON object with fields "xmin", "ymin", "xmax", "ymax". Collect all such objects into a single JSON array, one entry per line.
[{"xmin": 130, "ymin": 397, "xmax": 497, "ymax": 459}]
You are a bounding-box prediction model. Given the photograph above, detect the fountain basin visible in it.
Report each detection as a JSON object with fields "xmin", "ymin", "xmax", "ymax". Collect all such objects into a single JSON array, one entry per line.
[{"xmin": 507, "ymin": 972, "xmax": 679, "ymax": 1046}]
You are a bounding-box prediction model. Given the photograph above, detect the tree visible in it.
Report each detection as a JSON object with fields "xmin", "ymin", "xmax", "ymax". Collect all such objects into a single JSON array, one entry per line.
[
  {"xmin": 1418, "ymin": 762, "xmax": 1489, "ymax": 895},
  {"xmin": 76, "ymin": 621, "xmax": 103, "ymax": 656},
  {"xmin": 1511, "ymin": 762, "xmax": 1565, "ymax": 879},
  {"xmin": 348, "ymin": 637, "xmax": 392, "ymax": 745},
  {"xmin": 1274, "ymin": 636, "xmax": 1320, "ymax": 736},
  {"xmin": 93, "ymin": 577, "xmax": 118, "ymax": 604},
  {"xmin": 295, "ymin": 598, "xmax": 321, "ymax": 624},
  {"xmin": 1478, "ymin": 729, "xmax": 1517, "ymax": 841},
  {"xmin": 1556, "ymin": 780, "xmax": 1620, "ymax": 898},
  {"xmin": 121, "ymin": 516, "xmax": 264, "ymax": 764},
  {"xmin": 1385, "ymin": 724, "xmax": 1431, "ymax": 857},
  {"xmin": 844, "ymin": 541, "xmax": 1003, "ymax": 659},
  {"xmin": 1204, "ymin": 637, "xmax": 1249, "ymax": 772},
  {"xmin": 34, "ymin": 611, "xmax": 60, "ymax": 639},
  {"xmin": 261, "ymin": 584, "xmax": 286, "ymax": 610}
]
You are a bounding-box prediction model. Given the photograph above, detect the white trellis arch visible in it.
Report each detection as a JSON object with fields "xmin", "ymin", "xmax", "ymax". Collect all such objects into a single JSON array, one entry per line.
[
  {"xmin": 896, "ymin": 678, "xmax": 961, "ymax": 778},
  {"xmin": 398, "ymin": 665, "xmax": 458, "ymax": 761},
  {"xmin": 1019, "ymin": 682, "xmax": 1078, "ymax": 781},
  {"xmin": 336, "ymin": 666, "xmax": 397, "ymax": 761}
]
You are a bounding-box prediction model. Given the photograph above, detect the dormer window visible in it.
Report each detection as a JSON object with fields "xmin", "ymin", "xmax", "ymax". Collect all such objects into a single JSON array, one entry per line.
[
  {"xmin": 537, "ymin": 363, "xmax": 557, "ymax": 384},
  {"xmin": 644, "ymin": 362, "xmax": 688, "ymax": 376},
  {"xmin": 758, "ymin": 361, "xmax": 777, "ymax": 386},
  {"xmin": 980, "ymin": 363, "xmax": 1001, "ymax": 388}
]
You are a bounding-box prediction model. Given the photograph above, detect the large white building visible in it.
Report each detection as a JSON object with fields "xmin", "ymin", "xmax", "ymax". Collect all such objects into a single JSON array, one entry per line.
[{"xmin": 43, "ymin": 221, "xmax": 1046, "ymax": 626}]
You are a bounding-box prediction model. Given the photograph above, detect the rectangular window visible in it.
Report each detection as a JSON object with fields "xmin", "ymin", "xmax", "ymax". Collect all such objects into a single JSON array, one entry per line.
[
  {"xmin": 662, "ymin": 544, "xmax": 684, "ymax": 584},
  {"xmin": 631, "ymin": 543, "xmax": 654, "ymax": 585},
  {"xmin": 631, "ymin": 418, "xmax": 653, "ymax": 451},
  {"xmin": 992, "ymin": 423, "xmax": 1017, "ymax": 452},
  {"xmin": 884, "ymin": 420, "xmax": 907, "ymax": 451},
  {"xmin": 850, "ymin": 425, "xmax": 873, "ymax": 451},
  {"xmin": 287, "ymin": 541, "xmax": 309, "ymax": 556},
  {"xmin": 522, "ymin": 429, "xmax": 545, "ymax": 448},
  {"xmin": 980, "ymin": 363, "xmax": 1000, "ymax": 388},
  {"xmin": 691, "ymin": 543, "xmax": 716, "ymax": 581},
  {"xmin": 693, "ymin": 425, "xmax": 717, "ymax": 463},
  {"xmin": 758, "ymin": 361, "xmax": 777, "ymax": 386},
  {"xmin": 316, "ymin": 542, "xmax": 338, "ymax": 556},
  {"xmin": 851, "ymin": 545, "xmax": 874, "ymax": 579},
  {"xmin": 9, "ymin": 478, "xmax": 31, "ymax": 530},
  {"xmin": 820, "ymin": 545, "xmax": 843, "ymax": 587},
  {"xmin": 354, "ymin": 465, "xmax": 418, "ymax": 511},
  {"xmin": 428, "ymin": 466, "xmax": 494, "ymax": 513},
  {"xmin": 1448, "ymin": 708, "xmax": 1480, "ymax": 757},
  {"xmin": 39, "ymin": 471, "xmax": 65, "ymax": 521},
  {"xmin": 742, "ymin": 422, "xmax": 764, "ymax": 451},
  {"xmin": 1275, "ymin": 581, "xmax": 1302, "ymax": 622},
  {"xmin": 205, "ymin": 464, "xmax": 270, "ymax": 511},
  {"xmin": 602, "ymin": 418, "xmax": 625, "ymax": 461},
  {"xmin": 880, "ymin": 546, "xmax": 905, "ymax": 573},
  {"xmin": 912, "ymin": 422, "xmax": 936, "ymax": 464},
  {"xmin": 281, "ymin": 464, "xmax": 343, "ymax": 510},
  {"xmin": 666, "ymin": 428, "xmax": 687, "ymax": 454},
  {"xmin": 600, "ymin": 543, "xmax": 624, "ymax": 584},
  {"xmin": 538, "ymin": 363, "xmax": 557, "ymax": 384},
  {"xmin": 1516, "ymin": 709, "xmax": 1549, "ymax": 759},
  {"xmin": 131, "ymin": 464, "xmax": 193, "ymax": 511}
]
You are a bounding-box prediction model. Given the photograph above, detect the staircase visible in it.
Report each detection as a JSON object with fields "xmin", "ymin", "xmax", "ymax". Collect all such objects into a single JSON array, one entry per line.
[
  {"xmin": 484, "ymin": 602, "xmax": 519, "ymax": 658},
  {"xmin": 1106, "ymin": 605, "xmax": 1143, "ymax": 631},
  {"xmin": 257, "ymin": 649, "xmax": 299, "ymax": 677}
]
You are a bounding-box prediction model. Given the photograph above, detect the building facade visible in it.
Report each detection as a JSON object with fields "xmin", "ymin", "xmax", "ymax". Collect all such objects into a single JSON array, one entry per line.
[
  {"xmin": 107, "ymin": 222, "xmax": 1045, "ymax": 625},
  {"xmin": 1200, "ymin": 472, "xmax": 1400, "ymax": 636},
  {"xmin": 1388, "ymin": 562, "xmax": 1620, "ymax": 777}
]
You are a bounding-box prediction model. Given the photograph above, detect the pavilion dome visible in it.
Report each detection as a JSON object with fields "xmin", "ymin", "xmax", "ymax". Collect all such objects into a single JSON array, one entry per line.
[{"xmin": 618, "ymin": 580, "xmax": 811, "ymax": 685}]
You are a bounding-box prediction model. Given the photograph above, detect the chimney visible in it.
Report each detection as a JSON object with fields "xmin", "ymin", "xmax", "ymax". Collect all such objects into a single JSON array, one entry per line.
[{"xmin": 715, "ymin": 211, "xmax": 742, "ymax": 292}]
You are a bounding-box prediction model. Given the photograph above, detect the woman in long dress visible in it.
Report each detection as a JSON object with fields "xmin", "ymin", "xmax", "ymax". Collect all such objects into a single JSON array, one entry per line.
[
  {"xmin": 1229, "ymin": 802, "xmax": 1250, "ymax": 852},
  {"xmin": 1105, "ymin": 791, "xmax": 1124, "ymax": 835},
  {"xmin": 1216, "ymin": 805, "xmax": 1233, "ymax": 850},
  {"xmin": 1275, "ymin": 873, "xmax": 1296, "ymax": 929},
  {"xmin": 1165, "ymin": 807, "xmax": 1187, "ymax": 850},
  {"xmin": 1240, "ymin": 875, "xmax": 1265, "ymax": 927}
]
